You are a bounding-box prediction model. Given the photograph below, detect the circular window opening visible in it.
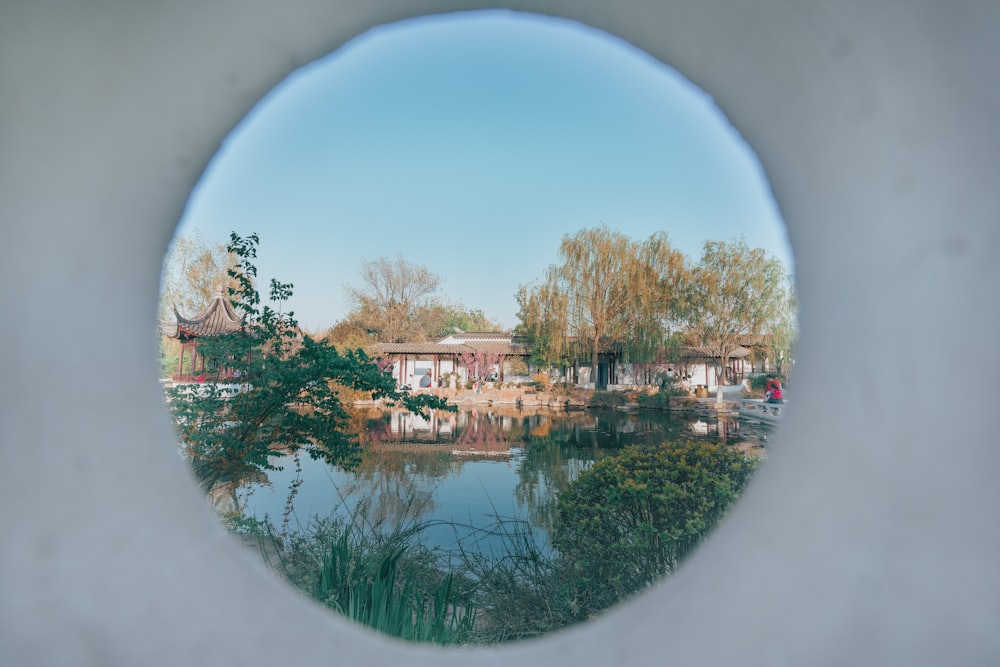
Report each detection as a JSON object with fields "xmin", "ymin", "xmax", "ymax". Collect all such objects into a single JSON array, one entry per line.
[{"xmin": 158, "ymin": 10, "xmax": 795, "ymax": 645}]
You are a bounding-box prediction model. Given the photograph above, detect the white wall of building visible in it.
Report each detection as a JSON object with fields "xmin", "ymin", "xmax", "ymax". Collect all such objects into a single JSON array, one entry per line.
[{"xmin": 2, "ymin": 2, "xmax": 998, "ymax": 665}]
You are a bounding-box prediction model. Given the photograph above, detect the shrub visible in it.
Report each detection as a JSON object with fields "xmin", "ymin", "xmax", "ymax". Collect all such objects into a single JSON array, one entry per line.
[
  {"xmin": 531, "ymin": 372, "xmax": 551, "ymax": 389},
  {"xmin": 659, "ymin": 375, "xmax": 689, "ymax": 397},
  {"xmin": 589, "ymin": 391, "xmax": 627, "ymax": 409},
  {"xmin": 553, "ymin": 442, "xmax": 759, "ymax": 616},
  {"xmin": 635, "ymin": 391, "xmax": 670, "ymax": 410}
]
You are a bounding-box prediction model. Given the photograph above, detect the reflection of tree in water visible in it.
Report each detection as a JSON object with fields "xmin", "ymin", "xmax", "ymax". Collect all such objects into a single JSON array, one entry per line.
[
  {"xmin": 336, "ymin": 448, "xmax": 455, "ymax": 528},
  {"xmin": 514, "ymin": 414, "xmax": 599, "ymax": 536},
  {"xmin": 589, "ymin": 410, "xmax": 687, "ymax": 449},
  {"xmin": 233, "ymin": 407, "xmax": 767, "ymax": 552}
]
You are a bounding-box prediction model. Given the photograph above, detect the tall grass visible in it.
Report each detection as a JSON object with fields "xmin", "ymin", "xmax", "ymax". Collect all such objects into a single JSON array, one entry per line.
[
  {"xmin": 247, "ymin": 514, "xmax": 478, "ymax": 646},
  {"xmin": 310, "ymin": 526, "xmax": 477, "ymax": 644}
]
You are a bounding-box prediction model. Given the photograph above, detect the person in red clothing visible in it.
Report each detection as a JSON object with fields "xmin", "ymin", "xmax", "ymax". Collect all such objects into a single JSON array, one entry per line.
[{"xmin": 765, "ymin": 376, "xmax": 784, "ymax": 403}]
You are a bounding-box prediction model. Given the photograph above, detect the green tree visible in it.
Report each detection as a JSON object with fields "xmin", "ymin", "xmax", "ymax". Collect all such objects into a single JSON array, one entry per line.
[
  {"xmin": 424, "ymin": 302, "xmax": 504, "ymax": 339},
  {"xmin": 554, "ymin": 442, "xmax": 758, "ymax": 616},
  {"xmin": 682, "ymin": 238, "xmax": 789, "ymax": 402},
  {"xmin": 167, "ymin": 233, "xmax": 452, "ymax": 490}
]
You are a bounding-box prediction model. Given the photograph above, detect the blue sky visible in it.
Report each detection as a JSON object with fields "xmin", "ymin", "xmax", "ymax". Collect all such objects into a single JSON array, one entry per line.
[{"xmin": 173, "ymin": 10, "xmax": 793, "ymax": 333}]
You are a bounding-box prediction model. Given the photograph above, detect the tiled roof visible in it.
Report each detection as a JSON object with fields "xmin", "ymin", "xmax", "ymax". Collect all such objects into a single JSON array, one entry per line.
[
  {"xmin": 437, "ymin": 331, "xmax": 514, "ymax": 342},
  {"xmin": 169, "ymin": 295, "xmax": 245, "ymax": 338},
  {"xmin": 679, "ymin": 345, "xmax": 751, "ymax": 359},
  {"xmin": 376, "ymin": 340, "xmax": 529, "ymax": 356}
]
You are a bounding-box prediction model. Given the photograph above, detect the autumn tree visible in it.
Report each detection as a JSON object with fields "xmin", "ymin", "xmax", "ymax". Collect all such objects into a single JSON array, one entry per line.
[
  {"xmin": 518, "ymin": 226, "xmax": 685, "ymax": 384},
  {"xmin": 344, "ymin": 254, "xmax": 443, "ymax": 343},
  {"xmin": 681, "ymin": 238, "xmax": 789, "ymax": 402},
  {"xmin": 159, "ymin": 231, "xmax": 240, "ymax": 320}
]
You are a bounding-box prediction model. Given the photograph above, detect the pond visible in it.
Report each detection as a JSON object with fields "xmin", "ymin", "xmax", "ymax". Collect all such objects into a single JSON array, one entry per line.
[{"xmin": 233, "ymin": 406, "xmax": 771, "ymax": 557}]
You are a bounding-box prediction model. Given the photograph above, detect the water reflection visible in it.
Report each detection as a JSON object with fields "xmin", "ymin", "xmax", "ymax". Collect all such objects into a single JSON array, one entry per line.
[{"xmin": 236, "ymin": 407, "xmax": 769, "ymax": 554}]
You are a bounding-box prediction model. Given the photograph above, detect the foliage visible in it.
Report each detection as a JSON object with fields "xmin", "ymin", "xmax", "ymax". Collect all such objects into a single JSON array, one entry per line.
[
  {"xmin": 681, "ymin": 238, "xmax": 789, "ymax": 401},
  {"xmin": 553, "ymin": 442, "xmax": 759, "ymax": 615},
  {"xmin": 246, "ymin": 513, "xmax": 477, "ymax": 646},
  {"xmin": 514, "ymin": 282, "xmax": 573, "ymax": 370},
  {"xmin": 425, "ymin": 302, "xmax": 504, "ymax": 340},
  {"xmin": 634, "ymin": 382, "xmax": 687, "ymax": 409},
  {"xmin": 227, "ymin": 422, "xmax": 762, "ymax": 643},
  {"xmin": 159, "ymin": 230, "xmax": 241, "ymax": 321},
  {"xmin": 309, "ymin": 524, "xmax": 476, "ymax": 644},
  {"xmin": 159, "ymin": 231, "xmax": 244, "ymax": 375},
  {"xmin": 451, "ymin": 515, "xmax": 582, "ymax": 643},
  {"xmin": 343, "ymin": 254, "xmax": 443, "ymax": 343},
  {"xmin": 336, "ymin": 255, "xmax": 504, "ymax": 345},
  {"xmin": 166, "ymin": 233, "xmax": 452, "ymax": 490},
  {"xmin": 588, "ymin": 391, "xmax": 628, "ymax": 409},
  {"xmin": 516, "ymin": 226, "xmax": 686, "ymax": 380},
  {"xmin": 658, "ymin": 374, "xmax": 690, "ymax": 397},
  {"xmin": 531, "ymin": 372, "xmax": 552, "ymax": 389},
  {"xmin": 459, "ymin": 348, "xmax": 505, "ymax": 382},
  {"xmin": 766, "ymin": 281, "xmax": 798, "ymax": 378}
]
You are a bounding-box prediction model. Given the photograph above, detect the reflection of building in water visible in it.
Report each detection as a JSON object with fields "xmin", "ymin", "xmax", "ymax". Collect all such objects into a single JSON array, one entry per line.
[{"xmin": 386, "ymin": 409, "xmax": 458, "ymax": 441}]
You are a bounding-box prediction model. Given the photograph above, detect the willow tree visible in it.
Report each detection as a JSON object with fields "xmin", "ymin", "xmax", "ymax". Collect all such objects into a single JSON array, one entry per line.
[
  {"xmin": 765, "ymin": 277, "xmax": 798, "ymax": 379},
  {"xmin": 514, "ymin": 281, "xmax": 570, "ymax": 372},
  {"xmin": 519, "ymin": 225, "xmax": 685, "ymax": 385},
  {"xmin": 625, "ymin": 231, "xmax": 687, "ymax": 364},
  {"xmin": 682, "ymin": 238, "xmax": 789, "ymax": 402}
]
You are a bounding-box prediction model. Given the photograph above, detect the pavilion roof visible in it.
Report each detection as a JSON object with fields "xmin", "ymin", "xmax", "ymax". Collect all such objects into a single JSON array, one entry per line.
[{"xmin": 168, "ymin": 294, "xmax": 245, "ymax": 339}]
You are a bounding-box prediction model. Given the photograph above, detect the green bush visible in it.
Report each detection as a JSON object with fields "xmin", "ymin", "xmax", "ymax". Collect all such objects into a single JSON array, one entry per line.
[
  {"xmin": 554, "ymin": 442, "xmax": 759, "ymax": 615},
  {"xmin": 638, "ymin": 391, "xmax": 671, "ymax": 410},
  {"xmin": 659, "ymin": 375, "xmax": 689, "ymax": 397},
  {"xmin": 589, "ymin": 391, "xmax": 627, "ymax": 409}
]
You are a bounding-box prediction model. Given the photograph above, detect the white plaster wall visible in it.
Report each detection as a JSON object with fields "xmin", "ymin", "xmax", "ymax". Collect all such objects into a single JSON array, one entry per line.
[{"xmin": 2, "ymin": 1, "xmax": 997, "ymax": 665}]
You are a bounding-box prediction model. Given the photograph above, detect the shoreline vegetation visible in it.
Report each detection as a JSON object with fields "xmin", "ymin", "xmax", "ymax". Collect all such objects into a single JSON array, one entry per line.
[{"xmin": 230, "ymin": 389, "xmax": 766, "ymax": 646}]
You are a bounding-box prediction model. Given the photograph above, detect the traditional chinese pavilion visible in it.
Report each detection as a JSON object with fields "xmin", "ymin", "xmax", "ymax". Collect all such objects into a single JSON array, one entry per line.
[{"xmin": 162, "ymin": 294, "xmax": 245, "ymax": 382}]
